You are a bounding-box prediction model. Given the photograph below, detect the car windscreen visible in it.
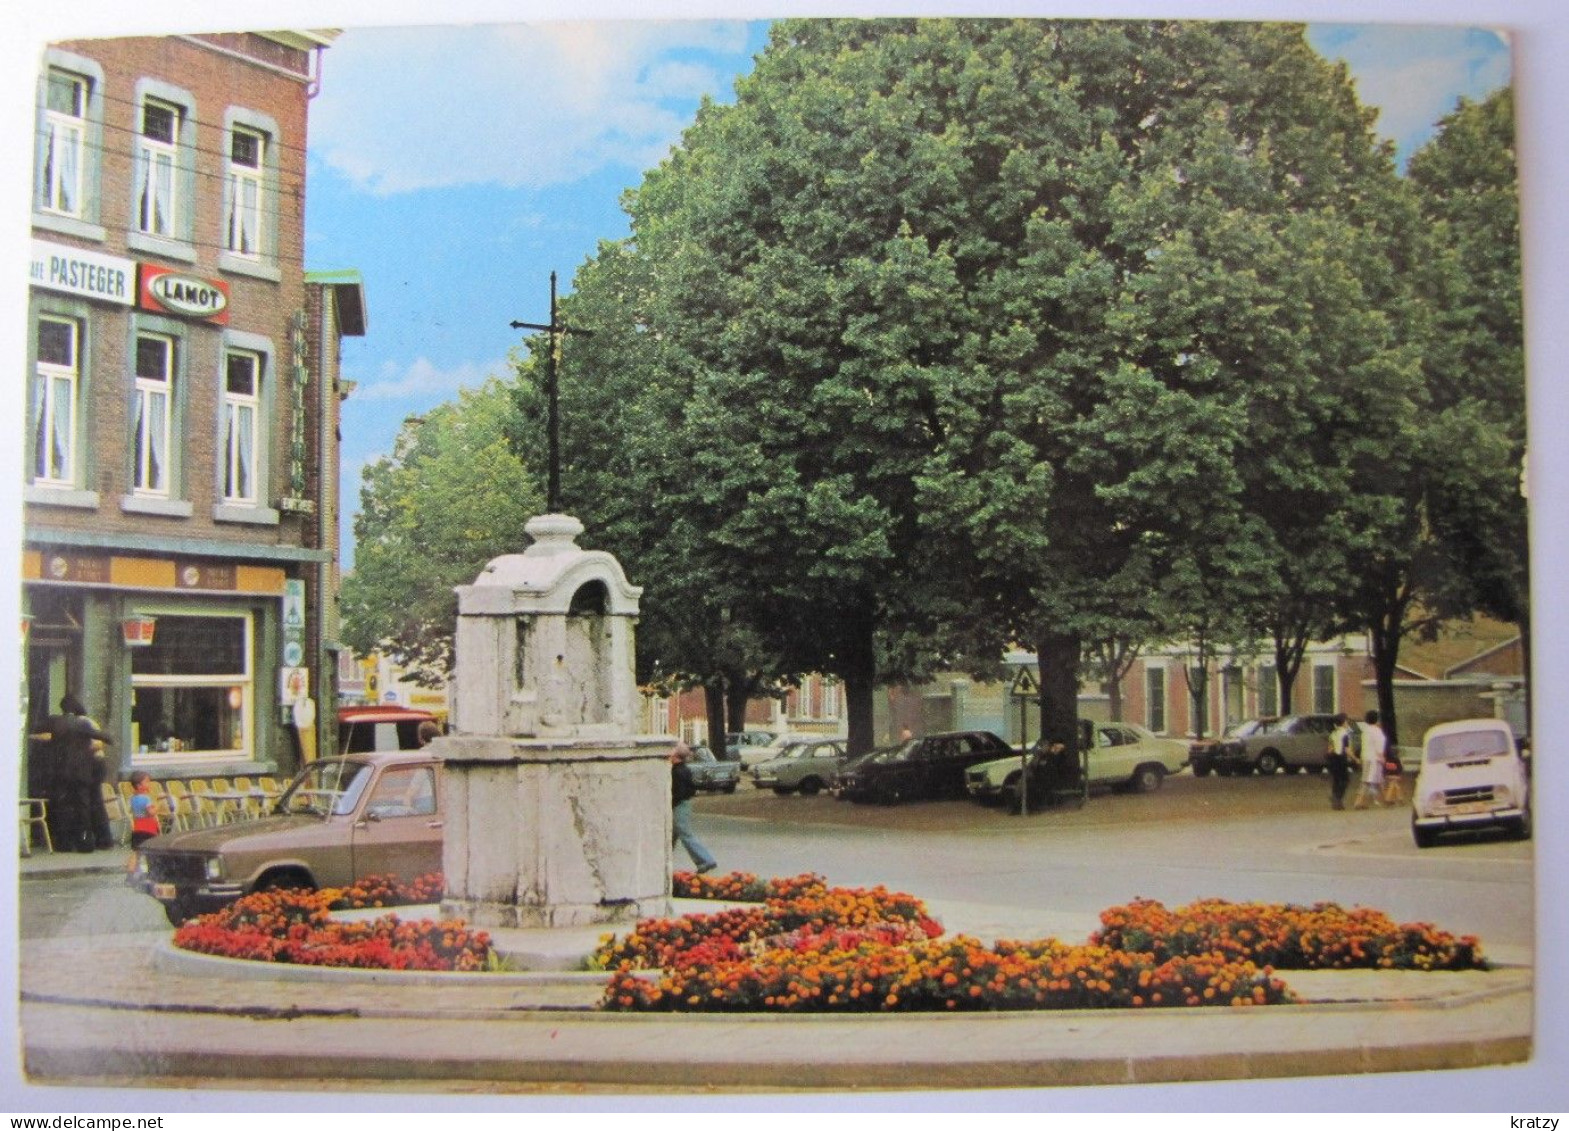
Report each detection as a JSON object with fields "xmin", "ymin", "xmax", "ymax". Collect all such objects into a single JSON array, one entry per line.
[
  {"xmin": 279, "ymin": 759, "xmax": 376, "ymax": 817},
  {"xmin": 1426, "ymin": 731, "xmax": 1514, "ymax": 764}
]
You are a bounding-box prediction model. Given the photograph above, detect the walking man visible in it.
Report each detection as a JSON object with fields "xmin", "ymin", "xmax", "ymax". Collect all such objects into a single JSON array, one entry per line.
[
  {"xmin": 1353, "ymin": 709, "xmax": 1387, "ymax": 809},
  {"xmin": 669, "ymin": 742, "xmax": 717, "ymax": 875},
  {"xmin": 1326, "ymin": 713, "xmax": 1354, "ymax": 810}
]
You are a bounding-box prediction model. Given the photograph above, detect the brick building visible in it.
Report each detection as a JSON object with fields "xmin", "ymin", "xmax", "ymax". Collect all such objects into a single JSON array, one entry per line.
[{"xmin": 23, "ymin": 31, "xmax": 360, "ymax": 798}]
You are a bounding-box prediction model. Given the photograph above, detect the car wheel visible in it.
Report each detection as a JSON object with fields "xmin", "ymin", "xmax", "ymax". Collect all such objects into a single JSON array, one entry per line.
[
  {"xmin": 1256, "ymin": 750, "xmax": 1283, "ymax": 776},
  {"xmin": 256, "ymin": 868, "xmax": 314, "ymax": 894},
  {"xmin": 163, "ymin": 899, "xmax": 198, "ymax": 927},
  {"xmin": 1001, "ymin": 780, "xmax": 1029, "ymax": 815},
  {"xmin": 878, "ymin": 782, "xmax": 904, "ymax": 806},
  {"xmin": 1413, "ymin": 823, "xmax": 1438, "ymax": 849},
  {"xmin": 1192, "ymin": 763, "xmax": 1211, "ymax": 779},
  {"xmin": 1132, "ymin": 765, "xmax": 1164, "ymax": 793},
  {"xmin": 799, "ymin": 777, "xmax": 823, "ymax": 796}
]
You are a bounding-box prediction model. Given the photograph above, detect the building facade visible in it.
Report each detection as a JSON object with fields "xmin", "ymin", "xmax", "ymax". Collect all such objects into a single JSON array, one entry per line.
[{"xmin": 23, "ymin": 32, "xmax": 357, "ymax": 794}]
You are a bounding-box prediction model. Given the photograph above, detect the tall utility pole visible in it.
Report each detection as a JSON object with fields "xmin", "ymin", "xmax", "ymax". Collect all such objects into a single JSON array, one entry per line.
[{"xmin": 510, "ymin": 271, "xmax": 592, "ymax": 513}]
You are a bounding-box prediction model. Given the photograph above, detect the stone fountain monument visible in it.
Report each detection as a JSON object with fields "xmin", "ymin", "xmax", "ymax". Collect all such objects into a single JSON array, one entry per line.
[{"xmin": 435, "ymin": 514, "xmax": 673, "ymax": 929}]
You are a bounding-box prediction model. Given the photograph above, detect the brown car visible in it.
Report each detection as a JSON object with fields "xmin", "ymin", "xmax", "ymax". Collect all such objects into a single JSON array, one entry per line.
[{"xmin": 128, "ymin": 750, "xmax": 444, "ymax": 925}]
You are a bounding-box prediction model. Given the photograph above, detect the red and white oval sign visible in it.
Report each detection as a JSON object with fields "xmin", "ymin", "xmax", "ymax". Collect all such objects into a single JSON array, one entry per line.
[{"xmin": 138, "ymin": 264, "xmax": 231, "ymax": 323}]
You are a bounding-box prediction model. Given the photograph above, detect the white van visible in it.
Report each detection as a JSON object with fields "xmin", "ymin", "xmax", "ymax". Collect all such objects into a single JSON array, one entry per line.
[{"xmin": 1411, "ymin": 718, "xmax": 1531, "ymax": 848}]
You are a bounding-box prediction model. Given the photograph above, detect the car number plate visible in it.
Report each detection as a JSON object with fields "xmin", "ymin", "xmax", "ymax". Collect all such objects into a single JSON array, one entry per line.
[
  {"xmin": 1449, "ymin": 802, "xmax": 1491, "ymax": 815},
  {"xmin": 153, "ymin": 883, "xmax": 178, "ymax": 899}
]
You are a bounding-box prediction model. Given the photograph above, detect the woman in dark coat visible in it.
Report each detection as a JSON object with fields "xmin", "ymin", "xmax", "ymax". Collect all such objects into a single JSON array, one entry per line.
[{"xmin": 36, "ymin": 695, "xmax": 115, "ymax": 853}]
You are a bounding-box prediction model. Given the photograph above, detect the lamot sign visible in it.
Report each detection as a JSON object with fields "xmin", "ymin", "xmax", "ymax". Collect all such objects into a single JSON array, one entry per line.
[{"xmin": 139, "ymin": 264, "xmax": 230, "ymax": 324}]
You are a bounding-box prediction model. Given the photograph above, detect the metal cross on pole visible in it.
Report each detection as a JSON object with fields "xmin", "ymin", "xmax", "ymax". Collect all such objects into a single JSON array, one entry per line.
[{"xmin": 510, "ymin": 271, "xmax": 593, "ymax": 514}]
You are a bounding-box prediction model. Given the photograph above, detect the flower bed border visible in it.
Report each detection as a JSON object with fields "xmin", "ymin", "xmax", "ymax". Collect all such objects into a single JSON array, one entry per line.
[{"xmin": 167, "ymin": 871, "xmax": 1490, "ymax": 1016}]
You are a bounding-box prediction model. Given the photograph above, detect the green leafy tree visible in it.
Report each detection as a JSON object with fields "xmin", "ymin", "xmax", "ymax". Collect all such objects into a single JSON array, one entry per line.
[
  {"xmin": 555, "ymin": 19, "xmax": 1427, "ymax": 756},
  {"xmin": 341, "ymin": 379, "xmax": 543, "ymax": 683},
  {"xmin": 1334, "ymin": 87, "xmax": 1525, "ymax": 744}
]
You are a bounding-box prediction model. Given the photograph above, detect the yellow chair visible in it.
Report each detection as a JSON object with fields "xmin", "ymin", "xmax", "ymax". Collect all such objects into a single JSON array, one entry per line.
[
  {"xmin": 20, "ymin": 798, "xmax": 52, "ymax": 856},
  {"xmin": 163, "ymin": 781, "xmax": 194, "ymax": 831},
  {"xmin": 100, "ymin": 782, "xmax": 129, "ymax": 845}
]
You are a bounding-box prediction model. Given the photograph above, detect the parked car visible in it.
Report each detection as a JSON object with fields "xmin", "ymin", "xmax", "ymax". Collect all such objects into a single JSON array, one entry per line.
[
  {"xmin": 967, "ymin": 722, "xmax": 1190, "ymax": 809},
  {"xmin": 724, "ymin": 730, "xmax": 777, "ymax": 762},
  {"xmin": 1209, "ymin": 714, "xmax": 1338, "ymax": 775},
  {"xmin": 1411, "ymin": 718, "xmax": 1531, "ymax": 848},
  {"xmin": 834, "ymin": 730, "xmax": 1014, "ymax": 805},
  {"xmin": 687, "ymin": 744, "xmax": 741, "ymax": 793},
  {"xmin": 337, "ymin": 705, "xmax": 438, "ymax": 755},
  {"xmin": 750, "ymin": 739, "xmax": 849, "ymax": 795},
  {"xmin": 732, "ymin": 732, "xmax": 798, "ymax": 769},
  {"xmin": 128, "ymin": 749, "xmax": 444, "ymax": 925},
  {"xmin": 1188, "ymin": 718, "xmax": 1268, "ymax": 777}
]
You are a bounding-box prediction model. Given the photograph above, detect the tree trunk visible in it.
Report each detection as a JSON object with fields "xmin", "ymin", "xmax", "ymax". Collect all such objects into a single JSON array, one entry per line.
[
  {"xmin": 840, "ymin": 614, "xmax": 878, "ymax": 757},
  {"xmin": 724, "ymin": 673, "xmax": 751, "ymax": 742},
  {"xmin": 1370, "ymin": 623, "xmax": 1402, "ymax": 748},
  {"xmin": 1035, "ymin": 629, "xmax": 1083, "ymax": 755},
  {"xmin": 702, "ymin": 679, "xmax": 726, "ymax": 750}
]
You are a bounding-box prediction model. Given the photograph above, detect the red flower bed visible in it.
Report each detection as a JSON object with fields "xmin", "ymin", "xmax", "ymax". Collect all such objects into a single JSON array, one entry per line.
[{"xmin": 172, "ymin": 880, "xmax": 492, "ymax": 972}]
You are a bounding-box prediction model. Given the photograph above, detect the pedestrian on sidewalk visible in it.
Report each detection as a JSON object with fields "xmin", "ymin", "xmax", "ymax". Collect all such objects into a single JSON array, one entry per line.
[
  {"xmin": 1326, "ymin": 713, "xmax": 1354, "ymax": 810},
  {"xmin": 670, "ymin": 742, "xmax": 717, "ymax": 875},
  {"xmin": 128, "ymin": 771, "xmax": 163, "ymax": 847},
  {"xmin": 1353, "ymin": 709, "xmax": 1387, "ymax": 809},
  {"xmin": 33, "ymin": 695, "xmax": 115, "ymax": 853}
]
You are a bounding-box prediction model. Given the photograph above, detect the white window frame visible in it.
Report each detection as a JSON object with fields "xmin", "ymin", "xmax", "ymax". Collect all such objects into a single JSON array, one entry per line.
[
  {"xmin": 31, "ymin": 315, "xmax": 80, "ymax": 487},
  {"xmin": 225, "ymin": 126, "xmax": 265, "ymax": 258},
  {"xmin": 136, "ymin": 98, "xmax": 181, "ymax": 238},
  {"xmin": 820, "ymin": 678, "xmax": 840, "ymax": 720},
  {"xmin": 1145, "ymin": 665, "xmax": 1168, "ymax": 734},
  {"xmin": 41, "ymin": 70, "xmax": 87, "ymax": 219},
  {"xmin": 1312, "ymin": 663, "xmax": 1337, "ymax": 716},
  {"xmin": 1258, "ymin": 663, "xmax": 1279, "ymax": 718},
  {"xmin": 130, "ymin": 610, "xmax": 255, "ymax": 764},
  {"xmin": 222, "ymin": 350, "xmax": 261, "ymax": 504},
  {"xmin": 132, "ymin": 332, "xmax": 174, "ymax": 496}
]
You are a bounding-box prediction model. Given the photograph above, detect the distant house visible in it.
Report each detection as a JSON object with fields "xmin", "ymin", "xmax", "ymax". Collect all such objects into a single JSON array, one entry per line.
[
  {"xmin": 871, "ymin": 617, "xmax": 1527, "ymax": 747},
  {"xmin": 642, "ymin": 674, "xmax": 847, "ymax": 747}
]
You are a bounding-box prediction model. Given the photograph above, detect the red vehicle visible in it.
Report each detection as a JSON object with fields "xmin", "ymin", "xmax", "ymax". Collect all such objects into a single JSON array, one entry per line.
[{"xmin": 337, "ymin": 705, "xmax": 439, "ymax": 754}]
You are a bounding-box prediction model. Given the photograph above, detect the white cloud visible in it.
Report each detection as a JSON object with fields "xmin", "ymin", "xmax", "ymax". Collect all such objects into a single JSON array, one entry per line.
[
  {"xmin": 312, "ymin": 20, "xmax": 754, "ymax": 195},
  {"xmin": 350, "ymin": 356, "xmax": 508, "ymax": 401},
  {"xmin": 1309, "ymin": 25, "xmax": 1512, "ymax": 160}
]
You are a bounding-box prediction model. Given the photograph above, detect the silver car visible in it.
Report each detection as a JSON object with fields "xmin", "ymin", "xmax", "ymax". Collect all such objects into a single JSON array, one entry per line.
[{"xmin": 750, "ymin": 739, "xmax": 849, "ymax": 795}]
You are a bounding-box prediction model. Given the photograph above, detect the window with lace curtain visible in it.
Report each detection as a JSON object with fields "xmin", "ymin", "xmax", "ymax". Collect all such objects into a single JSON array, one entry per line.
[
  {"xmin": 135, "ymin": 99, "xmax": 180, "ymax": 238},
  {"xmin": 132, "ymin": 332, "xmax": 174, "ymax": 496},
  {"xmin": 40, "ymin": 70, "xmax": 86, "ymax": 218},
  {"xmin": 223, "ymin": 350, "xmax": 260, "ymax": 503},
  {"xmin": 31, "ymin": 315, "xmax": 80, "ymax": 486},
  {"xmin": 225, "ymin": 127, "xmax": 265, "ymax": 257}
]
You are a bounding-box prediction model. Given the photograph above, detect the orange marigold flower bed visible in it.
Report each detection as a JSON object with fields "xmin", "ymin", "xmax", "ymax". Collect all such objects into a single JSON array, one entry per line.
[{"xmin": 1092, "ymin": 898, "xmax": 1488, "ymax": 972}]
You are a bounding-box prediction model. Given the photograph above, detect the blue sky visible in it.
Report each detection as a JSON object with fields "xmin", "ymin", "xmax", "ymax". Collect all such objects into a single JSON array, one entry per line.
[{"xmin": 303, "ymin": 18, "xmax": 1512, "ymax": 567}]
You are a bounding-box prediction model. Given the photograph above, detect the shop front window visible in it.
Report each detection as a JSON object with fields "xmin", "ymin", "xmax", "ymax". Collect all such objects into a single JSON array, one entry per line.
[{"xmin": 131, "ymin": 612, "xmax": 252, "ymax": 759}]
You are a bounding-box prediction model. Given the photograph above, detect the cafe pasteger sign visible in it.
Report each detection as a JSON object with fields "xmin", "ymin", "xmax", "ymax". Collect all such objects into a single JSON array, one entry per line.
[{"xmin": 139, "ymin": 263, "xmax": 230, "ymax": 324}]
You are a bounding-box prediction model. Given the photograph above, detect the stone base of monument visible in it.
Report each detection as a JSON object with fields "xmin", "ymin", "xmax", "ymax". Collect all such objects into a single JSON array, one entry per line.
[{"xmin": 436, "ymin": 733, "xmax": 675, "ymax": 931}]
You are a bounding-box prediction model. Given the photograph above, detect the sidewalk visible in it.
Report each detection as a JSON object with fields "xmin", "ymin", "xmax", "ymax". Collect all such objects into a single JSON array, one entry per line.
[{"xmin": 17, "ymin": 849, "xmax": 1534, "ymax": 1094}]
